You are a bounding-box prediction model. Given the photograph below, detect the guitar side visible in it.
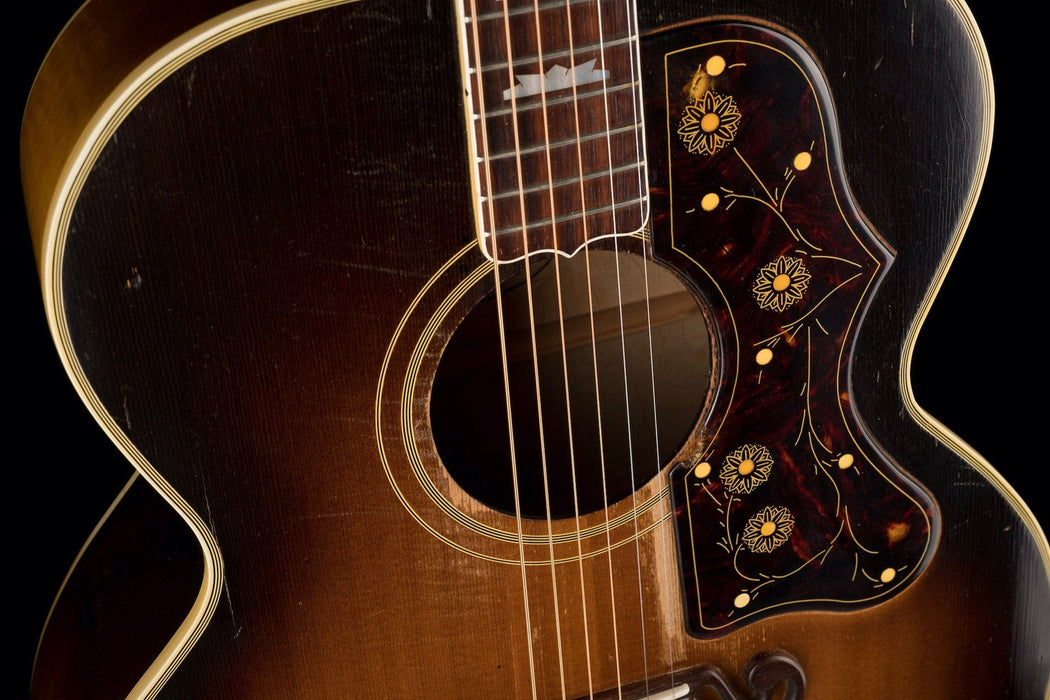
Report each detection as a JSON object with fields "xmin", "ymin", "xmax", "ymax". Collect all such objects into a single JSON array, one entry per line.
[{"xmin": 19, "ymin": 0, "xmax": 1050, "ymax": 698}]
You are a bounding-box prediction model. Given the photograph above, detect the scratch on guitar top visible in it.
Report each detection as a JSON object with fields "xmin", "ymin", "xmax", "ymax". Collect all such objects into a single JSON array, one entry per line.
[
  {"xmin": 224, "ymin": 577, "xmax": 243, "ymax": 641},
  {"xmin": 948, "ymin": 516, "xmax": 976, "ymax": 537},
  {"xmin": 314, "ymin": 257, "xmax": 429, "ymax": 279},
  {"xmin": 184, "ymin": 65, "xmax": 197, "ymax": 109},
  {"xmin": 200, "ymin": 477, "xmax": 215, "ymax": 531},
  {"xmin": 200, "ymin": 477, "xmax": 242, "ymax": 637},
  {"xmin": 302, "ymin": 511, "xmax": 352, "ymax": 520},
  {"xmin": 122, "ymin": 394, "xmax": 132, "ymax": 432}
]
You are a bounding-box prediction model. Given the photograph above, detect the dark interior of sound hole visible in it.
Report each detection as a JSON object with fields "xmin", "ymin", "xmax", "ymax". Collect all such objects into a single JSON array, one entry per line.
[{"xmin": 430, "ymin": 248, "xmax": 711, "ymax": 520}]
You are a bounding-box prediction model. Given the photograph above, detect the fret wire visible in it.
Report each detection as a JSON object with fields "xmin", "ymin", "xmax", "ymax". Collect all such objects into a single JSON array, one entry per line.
[
  {"xmin": 480, "ymin": 79, "xmax": 638, "ymax": 118},
  {"xmin": 493, "ymin": 194, "xmax": 648, "ymax": 235},
  {"xmin": 477, "ymin": 35, "xmax": 636, "ymax": 73},
  {"xmin": 484, "ymin": 123, "xmax": 641, "ymax": 161},
  {"xmin": 491, "ymin": 161, "xmax": 645, "ymax": 201},
  {"xmin": 467, "ymin": 0, "xmax": 593, "ymax": 23}
]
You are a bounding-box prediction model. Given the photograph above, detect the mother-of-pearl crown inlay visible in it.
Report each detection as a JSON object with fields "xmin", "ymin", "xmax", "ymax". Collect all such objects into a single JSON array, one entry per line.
[{"xmin": 503, "ymin": 58, "xmax": 611, "ymax": 99}]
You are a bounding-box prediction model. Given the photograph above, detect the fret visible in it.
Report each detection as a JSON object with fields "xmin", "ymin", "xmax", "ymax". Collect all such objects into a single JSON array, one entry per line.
[
  {"xmin": 487, "ymin": 166, "xmax": 646, "ymax": 239},
  {"xmin": 477, "ymin": 85, "xmax": 641, "ymax": 163},
  {"xmin": 467, "ymin": 0, "xmax": 594, "ymax": 24},
  {"xmin": 473, "ymin": 48, "xmax": 638, "ymax": 125},
  {"xmin": 477, "ymin": 35, "xmax": 637, "ymax": 74},
  {"xmin": 491, "ymin": 161, "xmax": 644, "ymax": 200},
  {"xmin": 468, "ymin": 0, "xmax": 633, "ymax": 22},
  {"xmin": 492, "ymin": 194, "xmax": 647, "ymax": 236},
  {"xmin": 485, "ymin": 126, "xmax": 642, "ymax": 191},
  {"xmin": 469, "ymin": 0, "xmax": 634, "ymax": 67},
  {"xmin": 483, "ymin": 195, "xmax": 647, "ymax": 261},
  {"xmin": 485, "ymin": 122, "xmax": 641, "ymax": 161},
  {"xmin": 469, "ymin": 0, "xmax": 564, "ymax": 15},
  {"xmin": 484, "ymin": 181, "xmax": 647, "ymax": 234},
  {"xmin": 474, "ymin": 4, "xmax": 631, "ymax": 66},
  {"xmin": 486, "ymin": 132, "xmax": 643, "ymax": 196}
]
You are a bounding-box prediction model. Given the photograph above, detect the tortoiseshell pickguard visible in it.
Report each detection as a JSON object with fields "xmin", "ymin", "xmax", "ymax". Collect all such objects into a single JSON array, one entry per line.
[{"xmin": 645, "ymin": 23, "xmax": 938, "ymax": 637}]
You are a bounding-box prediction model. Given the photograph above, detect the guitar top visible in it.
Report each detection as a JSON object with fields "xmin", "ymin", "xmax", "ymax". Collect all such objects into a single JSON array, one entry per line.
[{"xmin": 20, "ymin": 0, "xmax": 1050, "ymax": 698}]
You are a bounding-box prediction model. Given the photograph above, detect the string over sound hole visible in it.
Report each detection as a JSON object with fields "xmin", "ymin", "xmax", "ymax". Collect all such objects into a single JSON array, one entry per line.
[{"xmin": 430, "ymin": 247, "xmax": 711, "ymax": 519}]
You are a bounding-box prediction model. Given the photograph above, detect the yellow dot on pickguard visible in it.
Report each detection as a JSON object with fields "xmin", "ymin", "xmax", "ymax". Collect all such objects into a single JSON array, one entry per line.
[
  {"xmin": 760, "ymin": 521, "xmax": 776, "ymax": 536},
  {"xmin": 838, "ymin": 453, "xmax": 855, "ymax": 470},
  {"xmin": 756, "ymin": 348, "xmax": 773, "ymax": 365},
  {"xmin": 701, "ymin": 193, "xmax": 720, "ymax": 211},
  {"xmin": 734, "ymin": 593, "xmax": 750, "ymax": 608},
  {"xmin": 694, "ymin": 461, "xmax": 712, "ymax": 479},
  {"xmin": 794, "ymin": 151, "xmax": 813, "ymax": 171},
  {"xmin": 880, "ymin": 568, "xmax": 896, "ymax": 583},
  {"xmin": 772, "ymin": 273, "xmax": 792, "ymax": 292},
  {"xmin": 887, "ymin": 522, "xmax": 910, "ymax": 545},
  {"xmin": 701, "ymin": 112, "xmax": 720, "ymax": 132},
  {"xmin": 706, "ymin": 55, "xmax": 726, "ymax": 76},
  {"xmin": 738, "ymin": 459, "xmax": 755, "ymax": 476}
]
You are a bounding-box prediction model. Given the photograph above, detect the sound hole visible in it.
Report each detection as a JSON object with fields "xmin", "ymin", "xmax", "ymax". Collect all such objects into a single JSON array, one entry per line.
[{"xmin": 430, "ymin": 249, "xmax": 711, "ymax": 519}]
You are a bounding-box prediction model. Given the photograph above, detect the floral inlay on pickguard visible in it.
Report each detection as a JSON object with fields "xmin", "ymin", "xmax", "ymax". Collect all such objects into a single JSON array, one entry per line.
[
  {"xmin": 752, "ymin": 256, "xmax": 811, "ymax": 312},
  {"xmin": 678, "ymin": 91, "xmax": 742, "ymax": 156},
  {"xmin": 656, "ymin": 24, "xmax": 937, "ymax": 637}
]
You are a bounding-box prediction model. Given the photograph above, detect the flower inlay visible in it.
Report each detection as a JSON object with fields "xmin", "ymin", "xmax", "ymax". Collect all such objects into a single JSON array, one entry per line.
[
  {"xmin": 742, "ymin": 506, "xmax": 795, "ymax": 553},
  {"xmin": 753, "ymin": 256, "xmax": 811, "ymax": 312},
  {"xmin": 720, "ymin": 444, "xmax": 774, "ymax": 494},
  {"xmin": 678, "ymin": 91, "xmax": 741, "ymax": 156}
]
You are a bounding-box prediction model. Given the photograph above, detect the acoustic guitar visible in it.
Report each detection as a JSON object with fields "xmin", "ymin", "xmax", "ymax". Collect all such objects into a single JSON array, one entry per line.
[{"xmin": 20, "ymin": 0, "xmax": 1050, "ymax": 697}]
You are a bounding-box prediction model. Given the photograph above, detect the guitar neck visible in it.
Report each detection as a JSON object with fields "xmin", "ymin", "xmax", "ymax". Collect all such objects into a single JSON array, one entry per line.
[{"xmin": 460, "ymin": 0, "xmax": 648, "ymax": 261}]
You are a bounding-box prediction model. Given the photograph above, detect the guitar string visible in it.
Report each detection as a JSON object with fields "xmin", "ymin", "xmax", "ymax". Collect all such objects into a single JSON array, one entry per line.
[
  {"xmin": 593, "ymin": 0, "xmax": 653, "ymax": 694},
  {"xmin": 581, "ymin": 245, "xmax": 624, "ymax": 700},
  {"xmin": 645, "ymin": 257, "xmax": 679, "ymax": 691},
  {"xmin": 620, "ymin": 0, "xmax": 675, "ymax": 688},
  {"xmin": 640, "ymin": 203, "xmax": 677, "ymax": 692},
  {"xmin": 608, "ymin": 207, "xmax": 653, "ymax": 698},
  {"xmin": 555, "ymin": 0, "xmax": 598, "ymax": 696},
  {"xmin": 466, "ymin": 1, "xmax": 540, "ymax": 697},
  {"xmin": 514, "ymin": 0, "xmax": 572, "ymax": 694},
  {"xmin": 574, "ymin": 1, "xmax": 631, "ymax": 696}
]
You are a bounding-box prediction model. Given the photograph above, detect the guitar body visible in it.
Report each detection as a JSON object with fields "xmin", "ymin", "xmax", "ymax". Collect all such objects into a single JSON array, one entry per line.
[{"xmin": 22, "ymin": 0, "xmax": 1050, "ymax": 698}]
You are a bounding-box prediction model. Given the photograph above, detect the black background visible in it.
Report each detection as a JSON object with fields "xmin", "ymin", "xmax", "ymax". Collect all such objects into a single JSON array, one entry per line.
[{"xmin": 8, "ymin": 0, "xmax": 1043, "ymax": 694}]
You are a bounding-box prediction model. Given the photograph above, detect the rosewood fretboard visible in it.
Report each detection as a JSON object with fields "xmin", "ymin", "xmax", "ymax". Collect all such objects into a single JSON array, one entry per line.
[{"xmin": 460, "ymin": 0, "xmax": 649, "ymax": 260}]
